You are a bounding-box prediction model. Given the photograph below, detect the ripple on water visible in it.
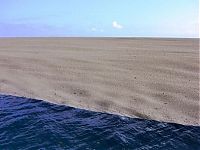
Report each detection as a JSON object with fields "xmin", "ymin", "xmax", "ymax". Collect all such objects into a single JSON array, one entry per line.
[{"xmin": 0, "ymin": 95, "xmax": 200, "ymax": 149}]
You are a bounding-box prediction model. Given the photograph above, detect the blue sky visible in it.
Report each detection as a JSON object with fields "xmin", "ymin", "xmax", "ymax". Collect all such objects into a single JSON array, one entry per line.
[{"xmin": 0, "ymin": 0, "xmax": 198, "ymax": 37}]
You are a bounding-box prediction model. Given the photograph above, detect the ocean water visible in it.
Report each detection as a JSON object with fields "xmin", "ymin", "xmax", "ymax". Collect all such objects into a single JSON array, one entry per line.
[{"xmin": 0, "ymin": 95, "xmax": 199, "ymax": 150}]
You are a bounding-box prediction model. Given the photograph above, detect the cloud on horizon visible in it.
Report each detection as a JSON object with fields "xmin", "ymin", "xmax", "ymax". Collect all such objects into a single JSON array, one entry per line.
[
  {"xmin": 112, "ymin": 21, "xmax": 123, "ymax": 29},
  {"xmin": 91, "ymin": 27, "xmax": 104, "ymax": 32},
  {"xmin": 91, "ymin": 27, "xmax": 97, "ymax": 31}
]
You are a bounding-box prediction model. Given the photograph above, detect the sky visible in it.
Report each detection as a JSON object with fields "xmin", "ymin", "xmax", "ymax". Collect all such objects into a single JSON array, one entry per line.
[{"xmin": 0, "ymin": 0, "xmax": 199, "ymax": 37}]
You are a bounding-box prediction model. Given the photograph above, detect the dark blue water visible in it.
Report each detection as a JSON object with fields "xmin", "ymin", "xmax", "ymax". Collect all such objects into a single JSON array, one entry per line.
[{"xmin": 0, "ymin": 95, "xmax": 199, "ymax": 150}]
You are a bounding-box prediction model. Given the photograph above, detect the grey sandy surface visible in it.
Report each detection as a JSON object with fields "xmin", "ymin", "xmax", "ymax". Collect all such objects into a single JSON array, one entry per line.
[{"xmin": 0, "ymin": 38, "xmax": 199, "ymax": 125}]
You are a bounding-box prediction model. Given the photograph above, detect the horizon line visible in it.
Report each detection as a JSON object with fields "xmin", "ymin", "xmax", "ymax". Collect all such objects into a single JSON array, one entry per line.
[{"xmin": 0, "ymin": 36, "xmax": 199, "ymax": 39}]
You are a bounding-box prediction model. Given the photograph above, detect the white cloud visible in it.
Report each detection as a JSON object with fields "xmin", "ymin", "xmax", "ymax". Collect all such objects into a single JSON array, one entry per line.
[
  {"xmin": 91, "ymin": 27, "xmax": 104, "ymax": 32},
  {"xmin": 100, "ymin": 29, "xmax": 104, "ymax": 32},
  {"xmin": 112, "ymin": 21, "xmax": 123, "ymax": 29},
  {"xmin": 91, "ymin": 27, "xmax": 97, "ymax": 31}
]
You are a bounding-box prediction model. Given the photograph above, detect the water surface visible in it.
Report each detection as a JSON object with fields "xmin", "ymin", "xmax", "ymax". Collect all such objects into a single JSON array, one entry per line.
[{"xmin": 0, "ymin": 95, "xmax": 199, "ymax": 149}]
